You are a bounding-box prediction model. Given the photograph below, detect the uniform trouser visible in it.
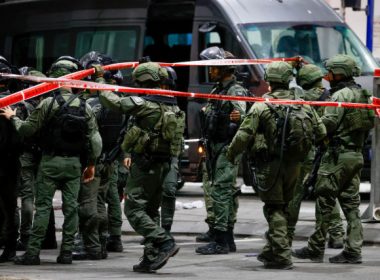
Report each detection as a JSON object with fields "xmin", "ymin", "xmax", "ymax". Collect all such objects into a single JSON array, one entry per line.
[
  {"xmin": 106, "ymin": 162, "xmax": 123, "ymax": 236},
  {"xmin": 124, "ymin": 158, "xmax": 170, "ymax": 260},
  {"xmin": 97, "ymin": 162, "xmax": 116, "ymax": 238},
  {"xmin": 17, "ymin": 152, "xmax": 38, "ymax": 240},
  {"xmin": 259, "ymin": 159, "xmax": 300, "ymax": 264},
  {"xmin": 78, "ymin": 176, "xmax": 100, "ymax": 253},
  {"xmin": 161, "ymin": 161, "xmax": 179, "ymax": 229},
  {"xmin": 307, "ymin": 149, "xmax": 363, "ymax": 257},
  {"xmin": 287, "ymin": 155, "xmax": 344, "ymax": 246},
  {"xmin": 26, "ymin": 155, "xmax": 81, "ymax": 256},
  {"xmin": 0, "ymin": 158, "xmax": 19, "ymax": 252},
  {"xmin": 209, "ymin": 148, "xmax": 240, "ymax": 232},
  {"xmin": 201, "ymin": 162, "xmax": 214, "ymax": 227}
]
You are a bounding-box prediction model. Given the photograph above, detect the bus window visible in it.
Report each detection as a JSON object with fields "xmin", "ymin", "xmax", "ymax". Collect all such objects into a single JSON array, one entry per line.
[
  {"xmin": 75, "ymin": 28, "xmax": 139, "ymax": 62},
  {"xmin": 12, "ymin": 35, "xmax": 45, "ymax": 71}
]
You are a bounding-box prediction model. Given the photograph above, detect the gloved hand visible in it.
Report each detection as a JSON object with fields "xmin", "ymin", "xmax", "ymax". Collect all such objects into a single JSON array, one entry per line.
[
  {"xmin": 230, "ymin": 109, "xmax": 241, "ymax": 122},
  {"xmin": 92, "ymin": 64, "xmax": 104, "ymax": 80},
  {"xmin": 82, "ymin": 165, "xmax": 95, "ymax": 183}
]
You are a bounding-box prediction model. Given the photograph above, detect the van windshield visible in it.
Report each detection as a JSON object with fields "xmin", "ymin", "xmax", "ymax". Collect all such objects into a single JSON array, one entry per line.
[{"xmin": 239, "ymin": 23, "xmax": 378, "ymax": 75}]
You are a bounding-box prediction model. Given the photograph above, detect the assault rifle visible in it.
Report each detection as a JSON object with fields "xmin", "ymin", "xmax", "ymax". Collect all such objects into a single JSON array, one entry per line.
[
  {"xmin": 303, "ymin": 144, "xmax": 326, "ymax": 199},
  {"xmin": 103, "ymin": 119, "xmax": 129, "ymax": 164}
]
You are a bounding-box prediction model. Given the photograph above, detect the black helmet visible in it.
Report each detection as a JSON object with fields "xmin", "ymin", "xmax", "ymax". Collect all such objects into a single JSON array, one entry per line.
[
  {"xmin": 162, "ymin": 66, "xmax": 177, "ymax": 89},
  {"xmin": 200, "ymin": 46, "xmax": 226, "ymax": 60},
  {"xmin": 200, "ymin": 46, "xmax": 236, "ymax": 77},
  {"xmin": 80, "ymin": 51, "xmax": 123, "ymax": 84}
]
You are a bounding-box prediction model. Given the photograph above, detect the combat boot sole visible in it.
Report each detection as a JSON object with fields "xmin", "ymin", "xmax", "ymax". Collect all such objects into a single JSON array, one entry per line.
[{"xmin": 264, "ymin": 262, "xmax": 294, "ymax": 270}]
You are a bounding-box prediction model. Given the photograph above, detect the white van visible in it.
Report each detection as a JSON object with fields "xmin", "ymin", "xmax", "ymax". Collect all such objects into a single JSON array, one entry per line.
[{"xmin": 0, "ymin": 0, "xmax": 378, "ymax": 182}]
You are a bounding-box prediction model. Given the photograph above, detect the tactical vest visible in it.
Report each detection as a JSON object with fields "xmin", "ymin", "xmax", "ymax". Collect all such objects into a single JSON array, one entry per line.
[
  {"xmin": 88, "ymin": 97, "xmax": 124, "ymax": 153},
  {"xmin": 203, "ymin": 81, "xmax": 238, "ymax": 142},
  {"xmin": 340, "ymin": 87, "xmax": 374, "ymax": 134},
  {"xmin": 43, "ymin": 94, "xmax": 88, "ymax": 156},
  {"xmin": 122, "ymin": 102, "xmax": 184, "ymax": 156}
]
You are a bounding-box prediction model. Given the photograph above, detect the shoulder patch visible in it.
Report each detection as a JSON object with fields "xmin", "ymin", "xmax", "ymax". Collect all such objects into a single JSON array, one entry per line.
[{"xmin": 130, "ymin": 96, "xmax": 145, "ymax": 105}]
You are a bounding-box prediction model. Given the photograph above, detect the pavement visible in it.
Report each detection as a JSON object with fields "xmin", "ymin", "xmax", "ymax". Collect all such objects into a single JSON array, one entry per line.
[{"xmin": 51, "ymin": 181, "xmax": 380, "ymax": 244}]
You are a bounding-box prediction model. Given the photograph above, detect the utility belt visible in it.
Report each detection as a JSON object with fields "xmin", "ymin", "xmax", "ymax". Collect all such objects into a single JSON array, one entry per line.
[
  {"xmin": 329, "ymin": 139, "xmax": 362, "ymax": 153},
  {"xmin": 131, "ymin": 152, "xmax": 171, "ymax": 171}
]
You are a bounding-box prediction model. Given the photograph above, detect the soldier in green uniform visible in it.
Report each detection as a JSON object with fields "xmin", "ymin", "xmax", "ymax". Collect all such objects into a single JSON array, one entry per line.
[
  {"xmin": 1, "ymin": 56, "xmax": 102, "ymax": 265},
  {"xmin": 287, "ymin": 64, "xmax": 345, "ymax": 249},
  {"xmin": 160, "ymin": 66, "xmax": 182, "ymax": 234},
  {"xmin": 195, "ymin": 47, "xmax": 247, "ymax": 255},
  {"xmin": 15, "ymin": 67, "xmax": 54, "ymax": 251},
  {"xmin": 226, "ymin": 61, "xmax": 326, "ymax": 269},
  {"xmin": 293, "ymin": 54, "xmax": 374, "ymax": 264},
  {"xmin": 72, "ymin": 51, "xmax": 125, "ymax": 260},
  {"xmin": 95, "ymin": 61, "xmax": 185, "ymax": 273}
]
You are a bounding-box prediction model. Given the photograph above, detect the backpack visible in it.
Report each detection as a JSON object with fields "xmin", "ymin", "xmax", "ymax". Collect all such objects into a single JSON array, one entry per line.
[
  {"xmin": 44, "ymin": 94, "xmax": 88, "ymax": 156},
  {"xmin": 155, "ymin": 104, "xmax": 185, "ymax": 142},
  {"xmin": 267, "ymin": 103, "xmax": 314, "ymax": 162}
]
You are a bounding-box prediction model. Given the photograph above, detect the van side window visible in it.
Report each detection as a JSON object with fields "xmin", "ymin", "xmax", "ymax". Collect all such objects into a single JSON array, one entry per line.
[{"xmin": 12, "ymin": 27, "xmax": 140, "ymax": 79}]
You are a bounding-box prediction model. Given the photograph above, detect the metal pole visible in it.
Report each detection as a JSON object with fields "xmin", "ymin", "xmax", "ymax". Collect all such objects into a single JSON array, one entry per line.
[
  {"xmin": 366, "ymin": 0, "xmax": 374, "ymax": 51},
  {"xmin": 362, "ymin": 68, "xmax": 380, "ymax": 222}
]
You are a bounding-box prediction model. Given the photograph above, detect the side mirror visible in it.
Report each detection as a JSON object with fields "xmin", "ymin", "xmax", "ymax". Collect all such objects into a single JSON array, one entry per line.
[{"xmin": 199, "ymin": 22, "xmax": 218, "ymax": 33}]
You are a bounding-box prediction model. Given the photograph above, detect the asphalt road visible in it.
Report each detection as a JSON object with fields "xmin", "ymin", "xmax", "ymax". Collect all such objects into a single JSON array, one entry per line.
[{"xmin": 1, "ymin": 182, "xmax": 379, "ymax": 279}]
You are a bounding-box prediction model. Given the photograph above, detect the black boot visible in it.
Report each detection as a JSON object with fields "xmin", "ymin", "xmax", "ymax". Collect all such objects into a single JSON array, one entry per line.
[
  {"xmin": 226, "ymin": 227, "xmax": 236, "ymax": 252},
  {"xmin": 329, "ymin": 251, "xmax": 362, "ymax": 264},
  {"xmin": 14, "ymin": 253, "xmax": 40, "ymax": 265},
  {"xmin": 150, "ymin": 239, "xmax": 179, "ymax": 271},
  {"xmin": 0, "ymin": 248, "xmax": 16, "ymax": 263},
  {"xmin": 106, "ymin": 235, "xmax": 123, "ymax": 252},
  {"xmin": 57, "ymin": 250, "xmax": 72, "ymax": 264},
  {"xmin": 195, "ymin": 229, "xmax": 229, "ymax": 255},
  {"xmin": 195, "ymin": 227, "xmax": 215, "ymax": 243},
  {"xmin": 292, "ymin": 246, "xmax": 323, "ymax": 262},
  {"xmin": 133, "ymin": 255, "xmax": 155, "ymax": 273}
]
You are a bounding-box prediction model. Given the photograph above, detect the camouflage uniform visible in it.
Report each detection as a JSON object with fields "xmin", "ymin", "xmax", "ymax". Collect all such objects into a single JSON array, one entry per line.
[
  {"xmin": 287, "ymin": 64, "xmax": 344, "ymax": 248},
  {"xmin": 98, "ymin": 62, "xmax": 185, "ymax": 272},
  {"xmin": 294, "ymin": 55, "xmax": 374, "ymax": 264},
  {"xmin": 195, "ymin": 47, "xmax": 246, "ymax": 255},
  {"xmin": 11, "ymin": 58, "xmax": 102, "ymax": 265},
  {"xmin": 227, "ymin": 62, "xmax": 326, "ymax": 269}
]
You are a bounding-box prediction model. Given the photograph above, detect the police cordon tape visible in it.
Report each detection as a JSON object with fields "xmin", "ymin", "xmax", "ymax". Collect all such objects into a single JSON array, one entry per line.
[
  {"xmin": 0, "ymin": 57, "xmax": 302, "ymax": 109},
  {"xmin": 1, "ymin": 73, "xmax": 380, "ymax": 116}
]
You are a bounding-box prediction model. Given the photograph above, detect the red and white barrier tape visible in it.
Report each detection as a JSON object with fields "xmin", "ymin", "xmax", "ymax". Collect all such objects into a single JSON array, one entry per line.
[{"xmin": 1, "ymin": 73, "xmax": 380, "ymax": 115}]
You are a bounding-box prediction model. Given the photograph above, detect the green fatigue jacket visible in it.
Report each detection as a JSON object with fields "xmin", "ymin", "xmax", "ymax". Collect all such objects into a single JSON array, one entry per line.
[
  {"xmin": 306, "ymin": 81, "xmax": 374, "ymax": 257},
  {"xmin": 11, "ymin": 88, "xmax": 102, "ymax": 164},
  {"xmin": 226, "ymin": 89, "xmax": 326, "ymax": 203},
  {"xmin": 98, "ymin": 89, "xmax": 183, "ymax": 158}
]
